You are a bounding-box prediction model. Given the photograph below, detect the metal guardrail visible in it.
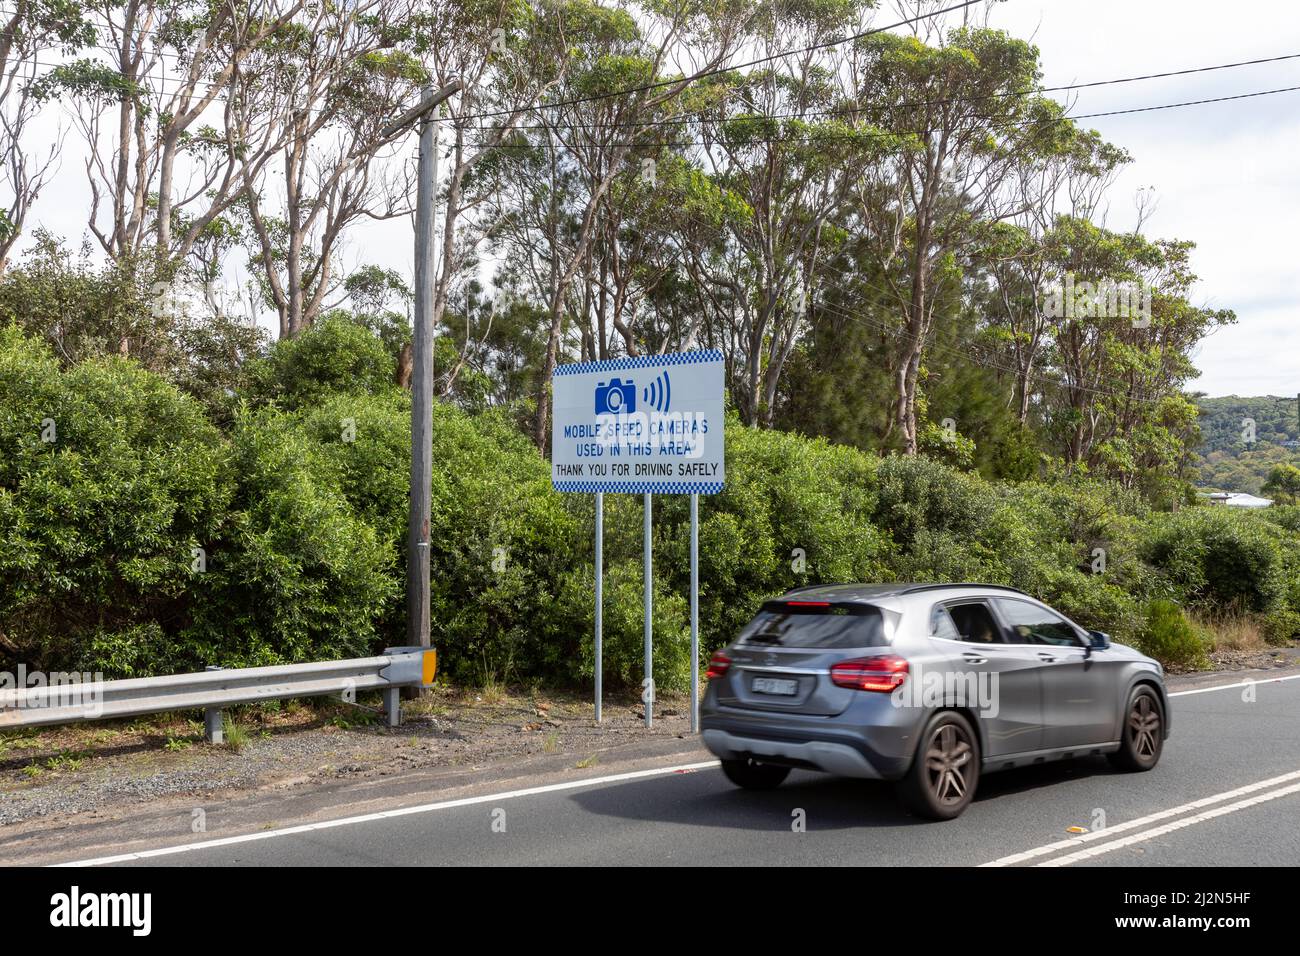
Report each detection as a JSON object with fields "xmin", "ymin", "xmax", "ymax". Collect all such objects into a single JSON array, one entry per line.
[{"xmin": 0, "ymin": 646, "xmax": 437, "ymax": 743}]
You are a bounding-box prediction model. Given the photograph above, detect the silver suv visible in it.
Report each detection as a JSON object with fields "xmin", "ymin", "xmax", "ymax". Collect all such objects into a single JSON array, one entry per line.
[{"xmin": 699, "ymin": 583, "xmax": 1169, "ymax": 820}]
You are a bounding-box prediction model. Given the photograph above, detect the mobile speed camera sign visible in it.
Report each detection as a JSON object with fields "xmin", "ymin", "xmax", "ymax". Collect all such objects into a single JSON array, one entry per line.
[
  {"xmin": 551, "ymin": 349, "xmax": 724, "ymax": 734},
  {"xmin": 551, "ymin": 350, "xmax": 725, "ymax": 495}
]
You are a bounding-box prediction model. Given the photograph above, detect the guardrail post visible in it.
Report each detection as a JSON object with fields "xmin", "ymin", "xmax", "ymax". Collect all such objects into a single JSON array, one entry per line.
[
  {"xmin": 381, "ymin": 647, "xmax": 406, "ymax": 728},
  {"xmin": 204, "ymin": 666, "xmax": 225, "ymax": 744}
]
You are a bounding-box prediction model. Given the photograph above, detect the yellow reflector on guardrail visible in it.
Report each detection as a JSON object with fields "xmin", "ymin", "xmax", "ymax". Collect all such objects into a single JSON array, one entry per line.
[{"xmin": 422, "ymin": 649, "xmax": 438, "ymax": 686}]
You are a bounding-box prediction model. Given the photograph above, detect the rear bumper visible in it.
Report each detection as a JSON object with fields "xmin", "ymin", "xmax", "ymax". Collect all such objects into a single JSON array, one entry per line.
[
  {"xmin": 699, "ymin": 709, "xmax": 916, "ymax": 780},
  {"xmin": 703, "ymin": 728, "xmax": 886, "ymax": 778}
]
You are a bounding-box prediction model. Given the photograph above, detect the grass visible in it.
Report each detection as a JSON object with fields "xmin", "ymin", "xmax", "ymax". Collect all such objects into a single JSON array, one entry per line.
[
  {"xmin": 542, "ymin": 732, "xmax": 561, "ymax": 754},
  {"xmin": 479, "ymin": 676, "xmax": 509, "ymax": 706},
  {"xmin": 222, "ymin": 716, "xmax": 250, "ymax": 752},
  {"xmin": 575, "ymin": 755, "xmax": 599, "ymax": 769},
  {"xmin": 1196, "ymin": 612, "xmax": 1271, "ymax": 654},
  {"xmin": 0, "ymin": 729, "xmax": 41, "ymax": 754}
]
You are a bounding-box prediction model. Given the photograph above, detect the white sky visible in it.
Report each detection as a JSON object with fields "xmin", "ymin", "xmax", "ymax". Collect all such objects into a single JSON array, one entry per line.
[
  {"xmin": 988, "ymin": 0, "xmax": 1300, "ymax": 397},
  {"xmin": 11, "ymin": 0, "xmax": 1299, "ymax": 397}
]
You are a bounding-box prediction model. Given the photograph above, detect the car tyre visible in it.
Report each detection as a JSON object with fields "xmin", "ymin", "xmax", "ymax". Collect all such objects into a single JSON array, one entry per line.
[
  {"xmin": 897, "ymin": 711, "xmax": 981, "ymax": 821},
  {"xmin": 1108, "ymin": 685, "xmax": 1164, "ymax": 772},
  {"xmin": 720, "ymin": 757, "xmax": 790, "ymax": 790}
]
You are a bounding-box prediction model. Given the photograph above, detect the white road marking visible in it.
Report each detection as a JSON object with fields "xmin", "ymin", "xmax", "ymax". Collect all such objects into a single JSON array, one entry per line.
[
  {"xmin": 980, "ymin": 768, "xmax": 1300, "ymax": 867},
  {"xmin": 54, "ymin": 759, "xmax": 720, "ymax": 867},
  {"xmin": 1168, "ymin": 672, "xmax": 1300, "ymax": 697},
  {"xmin": 1038, "ymin": 780, "xmax": 1300, "ymax": 865}
]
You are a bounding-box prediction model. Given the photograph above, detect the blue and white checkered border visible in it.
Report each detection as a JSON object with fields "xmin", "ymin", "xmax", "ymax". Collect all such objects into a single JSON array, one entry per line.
[
  {"xmin": 553, "ymin": 349, "xmax": 724, "ymax": 377},
  {"xmin": 553, "ymin": 479, "xmax": 724, "ymax": 495}
]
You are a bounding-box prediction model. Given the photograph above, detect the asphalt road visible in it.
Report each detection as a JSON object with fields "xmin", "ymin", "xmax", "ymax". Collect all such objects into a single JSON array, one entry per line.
[{"xmin": 56, "ymin": 673, "xmax": 1300, "ymax": 866}]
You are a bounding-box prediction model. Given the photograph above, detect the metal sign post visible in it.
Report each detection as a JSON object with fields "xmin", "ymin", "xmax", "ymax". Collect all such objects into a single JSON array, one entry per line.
[
  {"xmin": 643, "ymin": 492, "xmax": 653, "ymax": 727},
  {"xmin": 549, "ymin": 350, "xmax": 725, "ymax": 726},
  {"xmin": 594, "ymin": 491, "xmax": 603, "ymax": 723},
  {"xmin": 690, "ymin": 492, "xmax": 700, "ymax": 733}
]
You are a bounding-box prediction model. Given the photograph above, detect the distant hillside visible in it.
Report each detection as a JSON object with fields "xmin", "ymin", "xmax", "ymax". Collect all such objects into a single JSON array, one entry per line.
[{"xmin": 1195, "ymin": 395, "xmax": 1300, "ymax": 493}]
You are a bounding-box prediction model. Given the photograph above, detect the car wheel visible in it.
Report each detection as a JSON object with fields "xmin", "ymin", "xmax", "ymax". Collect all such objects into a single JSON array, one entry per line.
[
  {"xmin": 720, "ymin": 757, "xmax": 791, "ymax": 790},
  {"xmin": 1108, "ymin": 686, "xmax": 1164, "ymax": 772},
  {"xmin": 897, "ymin": 711, "xmax": 981, "ymax": 821}
]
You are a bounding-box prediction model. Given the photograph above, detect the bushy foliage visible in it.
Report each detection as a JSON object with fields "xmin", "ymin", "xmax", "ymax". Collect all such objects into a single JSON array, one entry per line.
[
  {"xmin": 249, "ymin": 315, "xmax": 397, "ymax": 409},
  {"xmin": 183, "ymin": 402, "xmax": 401, "ymax": 668},
  {"xmin": 0, "ymin": 235, "xmax": 268, "ymax": 422},
  {"xmin": 4, "ymin": 317, "xmax": 1299, "ymax": 682},
  {"xmin": 1137, "ymin": 599, "xmax": 1210, "ymax": 670},
  {"xmin": 550, "ymin": 559, "xmax": 691, "ymax": 693},
  {"xmin": 654, "ymin": 423, "xmax": 886, "ymax": 647},
  {"xmin": 423, "ymin": 404, "xmax": 583, "ymax": 686},
  {"xmin": 0, "ymin": 325, "xmax": 232, "ymax": 675},
  {"xmin": 1140, "ymin": 508, "xmax": 1289, "ymax": 613}
]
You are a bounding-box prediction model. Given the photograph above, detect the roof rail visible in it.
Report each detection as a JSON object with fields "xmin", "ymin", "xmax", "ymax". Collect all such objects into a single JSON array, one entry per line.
[
  {"xmin": 781, "ymin": 582, "xmax": 851, "ymax": 595},
  {"xmin": 900, "ymin": 583, "xmax": 1028, "ymax": 596}
]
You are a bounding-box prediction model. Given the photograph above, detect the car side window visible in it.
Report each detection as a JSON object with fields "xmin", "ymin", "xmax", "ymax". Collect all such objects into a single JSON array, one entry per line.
[
  {"xmin": 935, "ymin": 601, "xmax": 1003, "ymax": 644},
  {"xmin": 993, "ymin": 598, "xmax": 1083, "ymax": 647}
]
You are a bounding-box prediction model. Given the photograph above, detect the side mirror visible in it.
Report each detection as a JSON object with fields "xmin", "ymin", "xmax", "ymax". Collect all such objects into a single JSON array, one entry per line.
[{"xmin": 1087, "ymin": 630, "xmax": 1111, "ymax": 652}]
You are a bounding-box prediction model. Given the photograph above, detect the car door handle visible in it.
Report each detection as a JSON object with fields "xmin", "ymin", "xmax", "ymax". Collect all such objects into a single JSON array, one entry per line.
[
  {"xmin": 1037, "ymin": 652, "xmax": 1058, "ymax": 663},
  {"xmin": 962, "ymin": 653, "xmax": 987, "ymax": 665}
]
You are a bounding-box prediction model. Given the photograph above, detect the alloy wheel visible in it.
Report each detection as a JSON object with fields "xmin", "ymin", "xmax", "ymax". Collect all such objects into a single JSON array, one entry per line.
[
  {"xmin": 924, "ymin": 723, "xmax": 974, "ymax": 806},
  {"xmin": 1128, "ymin": 694, "xmax": 1161, "ymax": 759}
]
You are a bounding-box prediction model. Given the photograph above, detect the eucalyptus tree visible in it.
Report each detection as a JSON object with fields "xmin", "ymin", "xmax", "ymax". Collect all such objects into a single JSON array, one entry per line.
[
  {"xmin": 403, "ymin": 0, "xmax": 574, "ymax": 395},
  {"xmin": 235, "ymin": 0, "xmax": 424, "ymax": 338},
  {"xmin": 1039, "ymin": 216, "xmax": 1234, "ymax": 489},
  {"xmin": 522, "ymin": 0, "xmax": 751, "ymax": 448},
  {"xmin": 601, "ymin": 149, "xmax": 750, "ymax": 357},
  {"xmin": 982, "ymin": 128, "xmax": 1129, "ymax": 426},
  {"xmin": 0, "ymin": 0, "xmax": 95, "ymax": 275},
  {"xmin": 37, "ymin": 0, "xmax": 306, "ymax": 267},
  {"xmin": 848, "ymin": 26, "xmax": 1068, "ymax": 453},
  {"xmin": 692, "ymin": 0, "xmax": 894, "ymax": 427}
]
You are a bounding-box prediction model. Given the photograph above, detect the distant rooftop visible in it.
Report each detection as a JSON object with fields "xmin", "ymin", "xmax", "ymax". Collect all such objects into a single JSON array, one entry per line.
[{"xmin": 1205, "ymin": 492, "xmax": 1273, "ymax": 508}]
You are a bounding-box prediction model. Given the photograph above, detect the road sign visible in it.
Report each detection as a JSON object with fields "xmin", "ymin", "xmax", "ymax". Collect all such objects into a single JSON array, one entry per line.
[
  {"xmin": 551, "ymin": 350, "xmax": 725, "ymax": 495},
  {"xmin": 551, "ymin": 350, "xmax": 725, "ymax": 731}
]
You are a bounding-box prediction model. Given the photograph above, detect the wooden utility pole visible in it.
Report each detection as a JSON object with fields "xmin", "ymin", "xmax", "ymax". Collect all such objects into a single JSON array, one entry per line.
[{"xmin": 381, "ymin": 80, "xmax": 463, "ymax": 654}]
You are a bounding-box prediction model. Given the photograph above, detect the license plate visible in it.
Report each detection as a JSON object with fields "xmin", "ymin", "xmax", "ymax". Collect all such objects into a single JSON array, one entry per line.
[{"xmin": 752, "ymin": 677, "xmax": 798, "ymax": 696}]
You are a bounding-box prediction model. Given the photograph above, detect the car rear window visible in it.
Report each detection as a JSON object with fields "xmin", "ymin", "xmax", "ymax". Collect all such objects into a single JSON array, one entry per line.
[{"xmin": 736, "ymin": 601, "xmax": 886, "ymax": 649}]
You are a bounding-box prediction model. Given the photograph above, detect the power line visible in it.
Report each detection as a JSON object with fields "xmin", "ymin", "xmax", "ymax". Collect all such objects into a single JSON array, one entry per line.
[
  {"xmin": 473, "ymin": 50, "xmax": 1300, "ymax": 135},
  {"xmin": 456, "ymin": 83, "xmax": 1300, "ymax": 151}
]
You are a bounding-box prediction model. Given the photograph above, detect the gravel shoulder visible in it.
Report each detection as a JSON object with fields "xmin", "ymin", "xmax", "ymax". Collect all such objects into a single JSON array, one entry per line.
[{"xmin": 0, "ymin": 686, "xmax": 695, "ymax": 832}]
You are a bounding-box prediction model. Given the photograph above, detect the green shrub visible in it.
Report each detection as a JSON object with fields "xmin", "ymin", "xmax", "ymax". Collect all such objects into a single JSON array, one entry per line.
[
  {"xmin": 183, "ymin": 403, "xmax": 399, "ymax": 667},
  {"xmin": 550, "ymin": 559, "xmax": 691, "ymax": 693},
  {"xmin": 0, "ymin": 325, "xmax": 232, "ymax": 675},
  {"xmin": 1136, "ymin": 598, "xmax": 1210, "ymax": 669},
  {"xmin": 1141, "ymin": 508, "xmax": 1288, "ymax": 613},
  {"xmin": 651, "ymin": 422, "xmax": 887, "ymax": 655},
  {"xmin": 1260, "ymin": 607, "xmax": 1300, "ymax": 645},
  {"xmin": 423, "ymin": 404, "xmax": 583, "ymax": 685},
  {"xmin": 251, "ymin": 316, "xmax": 396, "ymax": 410},
  {"xmin": 4, "ymin": 315, "xmax": 1295, "ymax": 687}
]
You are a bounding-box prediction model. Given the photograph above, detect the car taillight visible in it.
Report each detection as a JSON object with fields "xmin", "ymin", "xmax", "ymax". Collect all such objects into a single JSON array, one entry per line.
[
  {"xmin": 830, "ymin": 655, "xmax": 909, "ymax": 692},
  {"xmin": 706, "ymin": 651, "xmax": 731, "ymax": 679}
]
